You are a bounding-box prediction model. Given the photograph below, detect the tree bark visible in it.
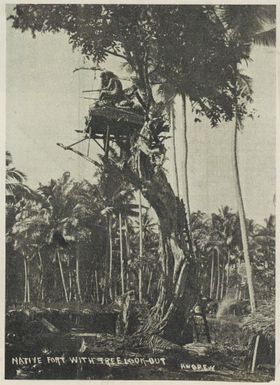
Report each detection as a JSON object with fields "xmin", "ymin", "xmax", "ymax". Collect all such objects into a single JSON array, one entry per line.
[
  {"xmin": 119, "ymin": 148, "xmax": 197, "ymax": 343},
  {"xmin": 231, "ymin": 122, "xmax": 256, "ymax": 312}
]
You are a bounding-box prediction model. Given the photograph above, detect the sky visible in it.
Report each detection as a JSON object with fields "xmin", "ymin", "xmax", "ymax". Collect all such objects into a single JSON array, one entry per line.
[{"xmin": 6, "ymin": 8, "xmax": 276, "ymax": 224}]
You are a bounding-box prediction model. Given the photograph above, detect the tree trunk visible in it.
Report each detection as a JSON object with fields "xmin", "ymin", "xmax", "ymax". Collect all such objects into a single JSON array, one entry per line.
[
  {"xmin": 170, "ymin": 103, "xmax": 180, "ymax": 196},
  {"xmin": 220, "ymin": 256, "xmax": 225, "ymax": 300},
  {"xmin": 119, "ymin": 212, "xmax": 125, "ymax": 295},
  {"xmin": 103, "ymin": 119, "xmax": 198, "ymax": 343},
  {"xmin": 147, "ymin": 270, "xmax": 153, "ymax": 296},
  {"xmin": 122, "ymin": 166, "xmax": 197, "ymax": 343},
  {"xmin": 76, "ymin": 245, "xmax": 83, "ymax": 303},
  {"xmin": 95, "ymin": 270, "xmax": 100, "ymax": 303},
  {"xmin": 226, "ymin": 251, "xmax": 230, "ymax": 297},
  {"xmin": 38, "ymin": 251, "xmax": 44, "ymax": 302},
  {"xmin": 124, "ymin": 217, "xmax": 131, "ymax": 292},
  {"xmin": 215, "ymin": 248, "xmax": 220, "ymax": 300},
  {"xmin": 210, "ymin": 253, "xmax": 214, "ymax": 298},
  {"xmin": 23, "ymin": 257, "xmax": 28, "ymax": 303},
  {"xmin": 138, "ymin": 189, "xmax": 143, "ymax": 304},
  {"xmin": 181, "ymin": 93, "xmax": 191, "ymax": 224},
  {"xmin": 26, "ymin": 258, "xmax": 30, "ymax": 302},
  {"xmin": 57, "ymin": 250, "xmax": 69, "ymax": 303},
  {"xmin": 231, "ymin": 122, "xmax": 256, "ymax": 312},
  {"xmin": 108, "ymin": 215, "xmax": 113, "ymax": 301}
]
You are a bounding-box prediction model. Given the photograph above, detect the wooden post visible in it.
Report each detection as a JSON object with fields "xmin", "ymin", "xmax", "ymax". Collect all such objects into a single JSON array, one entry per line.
[{"xmin": 251, "ymin": 335, "xmax": 260, "ymax": 373}]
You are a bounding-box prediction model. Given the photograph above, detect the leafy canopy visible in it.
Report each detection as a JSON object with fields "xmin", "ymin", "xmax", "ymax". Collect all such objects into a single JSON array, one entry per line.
[{"xmin": 8, "ymin": 4, "xmax": 258, "ymax": 126}]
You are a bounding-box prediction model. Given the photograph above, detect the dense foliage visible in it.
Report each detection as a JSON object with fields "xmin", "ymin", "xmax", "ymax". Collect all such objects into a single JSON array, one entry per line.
[{"xmin": 6, "ymin": 162, "xmax": 275, "ymax": 308}]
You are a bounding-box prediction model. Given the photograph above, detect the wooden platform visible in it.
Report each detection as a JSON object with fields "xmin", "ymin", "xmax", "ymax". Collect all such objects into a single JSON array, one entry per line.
[{"xmin": 86, "ymin": 106, "xmax": 145, "ymax": 139}]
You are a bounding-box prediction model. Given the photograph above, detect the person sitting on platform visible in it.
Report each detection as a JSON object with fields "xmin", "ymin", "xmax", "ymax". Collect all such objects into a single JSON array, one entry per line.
[
  {"xmin": 95, "ymin": 71, "xmax": 143, "ymax": 110},
  {"xmin": 95, "ymin": 71, "xmax": 130, "ymax": 107}
]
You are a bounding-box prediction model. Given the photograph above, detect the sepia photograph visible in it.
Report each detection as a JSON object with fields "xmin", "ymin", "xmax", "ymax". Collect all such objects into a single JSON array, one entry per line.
[{"xmin": 5, "ymin": 3, "xmax": 276, "ymax": 381}]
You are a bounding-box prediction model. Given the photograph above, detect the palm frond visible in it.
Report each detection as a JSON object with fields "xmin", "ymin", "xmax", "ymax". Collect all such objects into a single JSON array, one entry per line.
[{"xmin": 254, "ymin": 27, "xmax": 276, "ymax": 47}]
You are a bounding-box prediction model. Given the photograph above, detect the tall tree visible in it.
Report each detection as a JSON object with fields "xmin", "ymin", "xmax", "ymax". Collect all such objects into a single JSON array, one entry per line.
[
  {"xmin": 215, "ymin": 4, "xmax": 276, "ymax": 313},
  {"xmin": 9, "ymin": 4, "xmax": 249, "ymax": 342}
]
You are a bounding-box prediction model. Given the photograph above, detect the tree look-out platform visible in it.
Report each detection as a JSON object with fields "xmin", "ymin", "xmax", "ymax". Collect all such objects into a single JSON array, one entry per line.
[
  {"xmin": 57, "ymin": 105, "xmax": 145, "ymax": 159},
  {"xmin": 86, "ymin": 106, "xmax": 145, "ymax": 139}
]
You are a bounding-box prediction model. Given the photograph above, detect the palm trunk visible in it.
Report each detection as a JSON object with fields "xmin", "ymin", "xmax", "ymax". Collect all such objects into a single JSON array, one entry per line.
[
  {"xmin": 76, "ymin": 246, "xmax": 82, "ymax": 303},
  {"xmin": 138, "ymin": 189, "xmax": 143, "ymax": 303},
  {"xmin": 26, "ymin": 258, "xmax": 30, "ymax": 302},
  {"xmin": 170, "ymin": 103, "xmax": 180, "ymax": 196},
  {"xmin": 124, "ymin": 217, "xmax": 130, "ymax": 292},
  {"xmin": 226, "ymin": 251, "xmax": 230, "ymax": 297},
  {"xmin": 119, "ymin": 212, "xmax": 125, "ymax": 295},
  {"xmin": 38, "ymin": 251, "xmax": 44, "ymax": 302},
  {"xmin": 68, "ymin": 271, "xmax": 72, "ymax": 301},
  {"xmin": 232, "ymin": 120, "xmax": 256, "ymax": 312},
  {"xmin": 181, "ymin": 93, "xmax": 191, "ymax": 223},
  {"xmin": 210, "ymin": 253, "xmax": 214, "ymax": 298},
  {"xmin": 95, "ymin": 270, "xmax": 100, "ymax": 303},
  {"xmin": 215, "ymin": 249, "xmax": 220, "ymax": 300},
  {"xmin": 23, "ymin": 257, "xmax": 28, "ymax": 303},
  {"xmin": 147, "ymin": 270, "xmax": 153, "ymax": 296},
  {"xmin": 108, "ymin": 215, "xmax": 113, "ymax": 301},
  {"xmin": 57, "ymin": 250, "xmax": 69, "ymax": 302},
  {"xmin": 220, "ymin": 257, "xmax": 225, "ymax": 300}
]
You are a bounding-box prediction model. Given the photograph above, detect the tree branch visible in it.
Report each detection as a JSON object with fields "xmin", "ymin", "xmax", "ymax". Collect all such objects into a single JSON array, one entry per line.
[{"xmin": 104, "ymin": 49, "xmax": 128, "ymax": 61}]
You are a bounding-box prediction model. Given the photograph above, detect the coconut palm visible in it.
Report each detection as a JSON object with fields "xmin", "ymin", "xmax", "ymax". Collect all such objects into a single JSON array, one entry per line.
[
  {"xmin": 38, "ymin": 172, "xmax": 84, "ymax": 302},
  {"xmin": 213, "ymin": 4, "xmax": 276, "ymax": 313},
  {"xmin": 6, "ymin": 151, "xmax": 34, "ymax": 202}
]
